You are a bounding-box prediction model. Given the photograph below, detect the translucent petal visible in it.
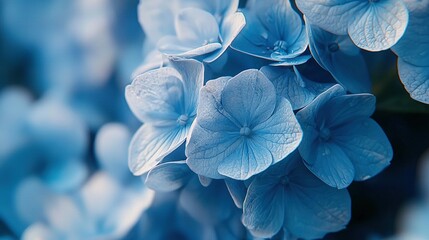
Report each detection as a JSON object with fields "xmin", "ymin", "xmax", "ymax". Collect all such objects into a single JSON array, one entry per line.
[
  {"xmin": 296, "ymin": 0, "xmax": 363, "ymax": 35},
  {"xmin": 307, "ymin": 23, "xmax": 371, "ymax": 93},
  {"xmin": 205, "ymin": 11, "xmax": 245, "ymax": 63},
  {"xmin": 145, "ymin": 161, "xmax": 192, "ymax": 192},
  {"xmin": 398, "ymin": 58, "xmax": 429, "ymax": 104},
  {"xmin": 169, "ymin": 59, "xmax": 204, "ymax": 115},
  {"xmin": 125, "ymin": 67, "xmax": 183, "ymax": 124},
  {"xmin": 175, "ymin": 8, "xmax": 219, "ymax": 43},
  {"xmin": 348, "ymin": 0, "xmax": 409, "ymax": 51},
  {"xmin": 129, "ymin": 124, "xmax": 188, "ymax": 176},
  {"xmin": 221, "ymin": 69, "xmax": 276, "ymax": 126},
  {"xmin": 333, "ymin": 119, "xmax": 393, "ymax": 181}
]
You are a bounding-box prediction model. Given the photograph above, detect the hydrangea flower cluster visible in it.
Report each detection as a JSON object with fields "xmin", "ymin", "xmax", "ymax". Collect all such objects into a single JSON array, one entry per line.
[{"xmin": 124, "ymin": 0, "xmax": 429, "ymax": 238}]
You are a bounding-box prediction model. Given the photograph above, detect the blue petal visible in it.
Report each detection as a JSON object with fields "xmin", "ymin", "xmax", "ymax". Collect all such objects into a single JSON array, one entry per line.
[
  {"xmin": 129, "ymin": 124, "xmax": 188, "ymax": 175},
  {"xmin": 269, "ymin": 55, "xmax": 311, "ymax": 67},
  {"xmin": 307, "ymin": 23, "xmax": 371, "ymax": 93},
  {"xmin": 169, "ymin": 59, "xmax": 204, "ymax": 115},
  {"xmin": 333, "ymin": 119, "xmax": 393, "ymax": 181},
  {"xmin": 260, "ymin": 66, "xmax": 332, "ymax": 109},
  {"xmin": 157, "ymin": 36, "xmax": 222, "ymax": 58},
  {"xmin": 296, "ymin": 0, "xmax": 361, "ymax": 35},
  {"xmin": 392, "ymin": 1, "xmax": 429, "ymax": 65},
  {"xmin": 302, "ymin": 142, "xmax": 355, "ymax": 189},
  {"xmin": 225, "ymin": 179, "xmax": 247, "ymax": 208},
  {"xmin": 217, "ymin": 137, "xmax": 273, "ymax": 180},
  {"xmin": 284, "ymin": 157, "xmax": 351, "ymax": 239},
  {"xmin": 242, "ymin": 173, "xmax": 285, "ymax": 238},
  {"xmin": 297, "ymin": 0, "xmax": 409, "ymax": 51},
  {"xmin": 186, "ymin": 123, "xmax": 242, "ymax": 179},
  {"xmin": 252, "ymin": 97, "xmax": 302, "ymax": 162},
  {"xmin": 205, "ymin": 11, "xmax": 245, "ymax": 63},
  {"xmin": 125, "ymin": 67, "xmax": 183, "ymax": 124},
  {"xmin": 146, "ymin": 161, "xmax": 192, "ymax": 192},
  {"xmin": 175, "ymin": 8, "xmax": 219, "ymax": 44},
  {"xmin": 397, "ymin": 59, "xmax": 429, "ymax": 104},
  {"xmin": 348, "ymin": 0, "xmax": 409, "ymax": 51},
  {"xmin": 221, "ymin": 69, "xmax": 276, "ymax": 126}
]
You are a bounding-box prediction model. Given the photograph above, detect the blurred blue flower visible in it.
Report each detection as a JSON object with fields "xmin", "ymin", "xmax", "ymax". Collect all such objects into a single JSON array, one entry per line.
[
  {"xmin": 242, "ymin": 152, "xmax": 351, "ymax": 239},
  {"xmin": 392, "ymin": 0, "xmax": 429, "ymax": 104},
  {"xmin": 306, "ymin": 22, "xmax": 371, "ymax": 93},
  {"xmin": 186, "ymin": 69, "xmax": 302, "ymax": 180},
  {"xmin": 21, "ymin": 172, "xmax": 154, "ymax": 240},
  {"xmin": 232, "ymin": 0, "xmax": 309, "ymax": 66},
  {"xmin": 296, "ymin": 85, "xmax": 393, "ymax": 189},
  {"xmin": 296, "ymin": 0, "xmax": 409, "ymax": 52},
  {"xmin": 126, "ymin": 59, "xmax": 203, "ymax": 175}
]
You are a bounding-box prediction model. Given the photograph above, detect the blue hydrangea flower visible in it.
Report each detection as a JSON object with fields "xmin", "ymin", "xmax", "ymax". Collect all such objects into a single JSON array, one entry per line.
[
  {"xmin": 231, "ymin": 0, "xmax": 309, "ymax": 65},
  {"xmin": 296, "ymin": 85, "xmax": 393, "ymax": 189},
  {"xmin": 296, "ymin": 0, "xmax": 409, "ymax": 52},
  {"xmin": 138, "ymin": 0, "xmax": 242, "ymax": 67},
  {"xmin": 126, "ymin": 59, "xmax": 203, "ymax": 175},
  {"xmin": 21, "ymin": 172, "xmax": 155, "ymax": 240},
  {"xmin": 392, "ymin": 0, "xmax": 429, "ymax": 104},
  {"xmin": 186, "ymin": 69, "xmax": 302, "ymax": 180},
  {"xmin": 260, "ymin": 65, "xmax": 332, "ymax": 110},
  {"xmin": 306, "ymin": 22, "xmax": 371, "ymax": 93},
  {"xmin": 242, "ymin": 152, "xmax": 351, "ymax": 239}
]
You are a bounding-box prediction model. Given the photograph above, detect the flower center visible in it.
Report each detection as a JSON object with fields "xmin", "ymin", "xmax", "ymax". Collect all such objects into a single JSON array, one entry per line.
[
  {"xmin": 328, "ymin": 42, "xmax": 339, "ymax": 52},
  {"xmin": 177, "ymin": 114, "xmax": 189, "ymax": 126},
  {"xmin": 240, "ymin": 126, "xmax": 252, "ymax": 136},
  {"xmin": 319, "ymin": 127, "xmax": 331, "ymax": 141}
]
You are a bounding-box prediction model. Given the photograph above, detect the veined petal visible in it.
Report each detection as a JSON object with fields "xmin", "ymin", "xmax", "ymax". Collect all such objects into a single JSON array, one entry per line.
[
  {"xmin": 252, "ymin": 97, "xmax": 302, "ymax": 162},
  {"xmin": 221, "ymin": 69, "xmax": 276, "ymax": 126},
  {"xmin": 261, "ymin": 65, "xmax": 331, "ymax": 109},
  {"xmin": 129, "ymin": 124, "xmax": 188, "ymax": 176},
  {"xmin": 125, "ymin": 67, "xmax": 183, "ymax": 124},
  {"xmin": 398, "ymin": 58, "xmax": 429, "ymax": 104},
  {"xmin": 333, "ymin": 119, "xmax": 393, "ymax": 181},
  {"xmin": 145, "ymin": 161, "xmax": 192, "ymax": 192},
  {"xmin": 243, "ymin": 174, "xmax": 285, "ymax": 238},
  {"xmin": 205, "ymin": 11, "xmax": 245, "ymax": 63},
  {"xmin": 296, "ymin": 0, "xmax": 364, "ymax": 35},
  {"xmin": 217, "ymin": 138, "xmax": 273, "ymax": 180},
  {"xmin": 186, "ymin": 123, "xmax": 242, "ymax": 179},
  {"xmin": 175, "ymin": 8, "xmax": 219, "ymax": 44},
  {"xmin": 348, "ymin": 0, "xmax": 409, "ymax": 51},
  {"xmin": 169, "ymin": 59, "xmax": 204, "ymax": 115}
]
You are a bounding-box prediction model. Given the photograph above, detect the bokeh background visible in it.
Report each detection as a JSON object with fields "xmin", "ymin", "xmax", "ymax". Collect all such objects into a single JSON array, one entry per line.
[{"xmin": 0, "ymin": 0, "xmax": 429, "ymax": 239}]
